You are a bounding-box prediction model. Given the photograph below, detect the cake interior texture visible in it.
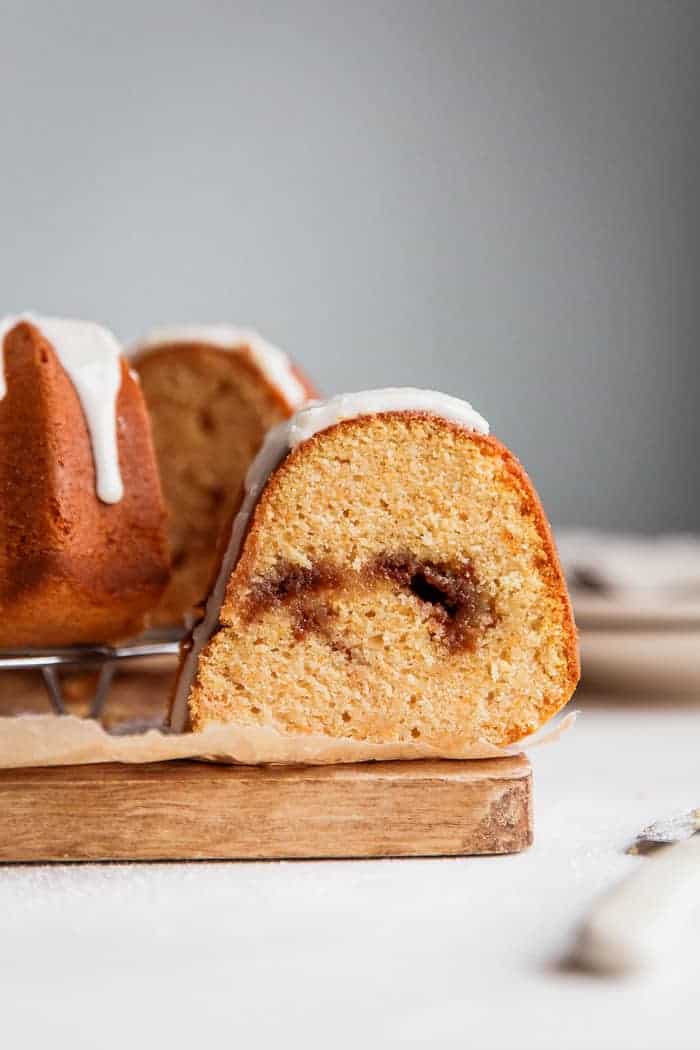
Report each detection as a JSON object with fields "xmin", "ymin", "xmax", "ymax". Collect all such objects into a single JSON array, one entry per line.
[
  {"xmin": 135, "ymin": 344, "xmax": 295, "ymax": 625},
  {"xmin": 188, "ymin": 413, "xmax": 578, "ymax": 748}
]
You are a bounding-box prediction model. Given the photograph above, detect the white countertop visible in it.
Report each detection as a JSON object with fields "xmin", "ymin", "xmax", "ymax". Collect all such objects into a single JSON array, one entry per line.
[{"xmin": 2, "ymin": 693, "xmax": 699, "ymax": 1050}]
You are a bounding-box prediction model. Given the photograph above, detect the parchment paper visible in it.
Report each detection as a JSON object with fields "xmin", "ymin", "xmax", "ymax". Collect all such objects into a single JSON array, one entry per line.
[{"xmin": 0, "ymin": 709, "xmax": 577, "ymax": 768}]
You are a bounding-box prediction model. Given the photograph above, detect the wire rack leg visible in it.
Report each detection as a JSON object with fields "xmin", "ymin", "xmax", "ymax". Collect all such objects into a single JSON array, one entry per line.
[
  {"xmin": 89, "ymin": 662, "xmax": 116, "ymax": 720},
  {"xmin": 40, "ymin": 667, "xmax": 66, "ymax": 715}
]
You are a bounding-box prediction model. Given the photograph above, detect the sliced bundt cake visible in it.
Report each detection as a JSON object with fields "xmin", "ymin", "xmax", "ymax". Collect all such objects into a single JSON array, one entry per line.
[
  {"xmin": 132, "ymin": 326, "xmax": 314, "ymax": 626},
  {"xmin": 171, "ymin": 389, "xmax": 579, "ymax": 758},
  {"xmin": 0, "ymin": 314, "xmax": 170, "ymax": 646}
]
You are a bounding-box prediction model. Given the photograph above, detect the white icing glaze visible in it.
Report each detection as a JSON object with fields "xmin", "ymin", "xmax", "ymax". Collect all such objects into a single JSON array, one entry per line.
[
  {"xmin": 284, "ymin": 388, "xmax": 489, "ymax": 445},
  {"xmin": 170, "ymin": 387, "xmax": 490, "ymax": 731},
  {"xmin": 0, "ymin": 313, "xmax": 124, "ymax": 503},
  {"xmin": 133, "ymin": 324, "xmax": 307, "ymax": 410}
]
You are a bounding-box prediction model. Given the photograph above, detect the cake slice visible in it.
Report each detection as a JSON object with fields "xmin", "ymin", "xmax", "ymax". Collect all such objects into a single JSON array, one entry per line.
[
  {"xmin": 132, "ymin": 326, "xmax": 314, "ymax": 626},
  {"xmin": 171, "ymin": 389, "xmax": 579, "ymax": 758},
  {"xmin": 0, "ymin": 314, "xmax": 170, "ymax": 646}
]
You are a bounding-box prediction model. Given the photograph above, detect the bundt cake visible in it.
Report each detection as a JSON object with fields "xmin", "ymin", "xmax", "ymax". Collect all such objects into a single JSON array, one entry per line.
[
  {"xmin": 171, "ymin": 389, "xmax": 579, "ymax": 759},
  {"xmin": 132, "ymin": 326, "xmax": 314, "ymax": 626},
  {"xmin": 0, "ymin": 314, "xmax": 170, "ymax": 647}
]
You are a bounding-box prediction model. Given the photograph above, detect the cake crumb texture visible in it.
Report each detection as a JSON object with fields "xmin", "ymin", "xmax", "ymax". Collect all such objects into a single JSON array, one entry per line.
[
  {"xmin": 135, "ymin": 343, "xmax": 311, "ymax": 625},
  {"xmin": 188, "ymin": 413, "xmax": 579, "ymax": 748}
]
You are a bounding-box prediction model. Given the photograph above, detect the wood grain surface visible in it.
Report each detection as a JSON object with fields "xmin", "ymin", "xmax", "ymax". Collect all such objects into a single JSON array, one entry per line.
[{"xmin": 0, "ymin": 754, "xmax": 532, "ymax": 862}]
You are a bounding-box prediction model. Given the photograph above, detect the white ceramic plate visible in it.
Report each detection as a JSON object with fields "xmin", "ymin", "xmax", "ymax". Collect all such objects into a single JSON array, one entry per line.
[
  {"xmin": 572, "ymin": 591, "xmax": 700, "ymax": 630},
  {"xmin": 579, "ymin": 627, "xmax": 700, "ymax": 695}
]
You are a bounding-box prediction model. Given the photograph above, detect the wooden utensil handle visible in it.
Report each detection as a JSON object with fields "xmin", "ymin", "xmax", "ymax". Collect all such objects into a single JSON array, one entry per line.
[{"xmin": 574, "ymin": 834, "xmax": 700, "ymax": 974}]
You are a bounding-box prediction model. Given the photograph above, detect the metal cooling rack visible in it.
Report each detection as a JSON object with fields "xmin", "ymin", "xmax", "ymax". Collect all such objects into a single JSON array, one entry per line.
[{"xmin": 0, "ymin": 631, "xmax": 184, "ymax": 719}]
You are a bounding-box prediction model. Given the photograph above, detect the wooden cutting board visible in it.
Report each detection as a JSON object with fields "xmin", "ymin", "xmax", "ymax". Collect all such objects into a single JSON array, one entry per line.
[
  {"xmin": 0, "ymin": 754, "xmax": 532, "ymax": 862},
  {"xmin": 0, "ymin": 669, "xmax": 533, "ymax": 862}
]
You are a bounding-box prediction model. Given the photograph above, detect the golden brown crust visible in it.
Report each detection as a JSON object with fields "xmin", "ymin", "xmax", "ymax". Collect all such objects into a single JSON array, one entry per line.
[
  {"xmin": 0, "ymin": 321, "xmax": 170, "ymax": 646},
  {"xmin": 451, "ymin": 429, "xmax": 579, "ymax": 740},
  {"xmin": 476, "ymin": 431, "xmax": 580, "ymax": 733}
]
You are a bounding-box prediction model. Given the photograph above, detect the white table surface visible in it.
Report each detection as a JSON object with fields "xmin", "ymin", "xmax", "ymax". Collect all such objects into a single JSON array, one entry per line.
[{"xmin": 2, "ymin": 692, "xmax": 699, "ymax": 1050}]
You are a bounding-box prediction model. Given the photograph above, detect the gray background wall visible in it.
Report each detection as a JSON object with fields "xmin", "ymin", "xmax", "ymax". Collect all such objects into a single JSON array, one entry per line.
[{"xmin": 1, "ymin": 1, "xmax": 698, "ymax": 530}]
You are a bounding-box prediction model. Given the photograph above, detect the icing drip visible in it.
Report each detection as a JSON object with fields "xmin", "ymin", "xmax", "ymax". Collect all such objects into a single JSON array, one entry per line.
[
  {"xmin": 170, "ymin": 387, "xmax": 490, "ymax": 731},
  {"xmin": 0, "ymin": 314, "xmax": 125, "ymax": 503},
  {"xmin": 133, "ymin": 324, "xmax": 307, "ymax": 410}
]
